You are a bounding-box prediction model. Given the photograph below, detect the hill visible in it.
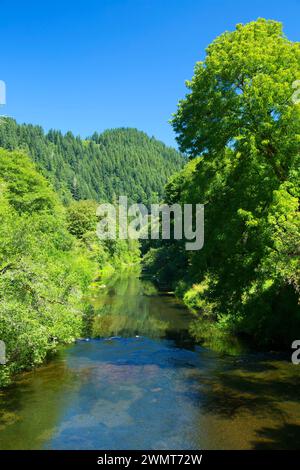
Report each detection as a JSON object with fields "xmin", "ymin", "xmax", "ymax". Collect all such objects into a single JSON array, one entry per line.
[{"xmin": 0, "ymin": 119, "xmax": 183, "ymax": 204}]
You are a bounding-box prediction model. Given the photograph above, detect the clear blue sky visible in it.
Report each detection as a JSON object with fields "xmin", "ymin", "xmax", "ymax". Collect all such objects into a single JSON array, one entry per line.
[{"xmin": 1, "ymin": 0, "xmax": 299, "ymax": 147}]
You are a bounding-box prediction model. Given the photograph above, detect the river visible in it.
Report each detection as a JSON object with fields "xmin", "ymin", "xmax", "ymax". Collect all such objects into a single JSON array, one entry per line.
[{"xmin": 0, "ymin": 273, "xmax": 300, "ymax": 449}]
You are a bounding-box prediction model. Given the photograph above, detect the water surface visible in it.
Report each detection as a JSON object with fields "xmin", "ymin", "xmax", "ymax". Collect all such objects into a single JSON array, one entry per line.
[{"xmin": 0, "ymin": 274, "xmax": 300, "ymax": 449}]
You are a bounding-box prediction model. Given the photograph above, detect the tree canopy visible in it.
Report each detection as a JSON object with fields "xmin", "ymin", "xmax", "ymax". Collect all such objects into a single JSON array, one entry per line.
[{"xmin": 145, "ymin": 19, "xmax": 300, "ymax": 346}]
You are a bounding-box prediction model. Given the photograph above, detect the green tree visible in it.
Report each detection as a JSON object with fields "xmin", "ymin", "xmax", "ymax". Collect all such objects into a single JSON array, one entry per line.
[
  {"xmin": 67, "ymin": 199, "xmax": 98, "ymax": 238},
  {"xmin": 146, "ymin": 19, "xmax": 300, "ymax": 346}
]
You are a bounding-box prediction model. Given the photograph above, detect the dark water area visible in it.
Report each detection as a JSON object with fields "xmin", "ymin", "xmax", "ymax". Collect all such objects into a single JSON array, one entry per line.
[{"xmin": 0, "ymin": 274, "xmax": 300, "ymax": 449}]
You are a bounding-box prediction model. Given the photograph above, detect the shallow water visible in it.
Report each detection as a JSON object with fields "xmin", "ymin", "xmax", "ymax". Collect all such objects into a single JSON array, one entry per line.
[{"xmin": 0, "ymin": 274, "xmax": 300, "ymax": 449}]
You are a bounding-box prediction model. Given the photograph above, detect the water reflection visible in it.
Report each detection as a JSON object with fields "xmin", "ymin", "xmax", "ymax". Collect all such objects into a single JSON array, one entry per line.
[
  {"xmin": 89, "ymin": 274, "xmax": 192, "ymax": 344},
  {"xmin": 0, "ymin": 353, "xmax": 81, "ymax": 449}
]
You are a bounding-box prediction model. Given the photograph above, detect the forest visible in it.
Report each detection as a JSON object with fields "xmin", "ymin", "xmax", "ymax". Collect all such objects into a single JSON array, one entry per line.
[
  {"xmin": 0, "ymin": 18, "xmax": 299, "ymax": 389},
  {"xmin": 0, "ymin": 120, "xmax": 183, "ymax": 204}
]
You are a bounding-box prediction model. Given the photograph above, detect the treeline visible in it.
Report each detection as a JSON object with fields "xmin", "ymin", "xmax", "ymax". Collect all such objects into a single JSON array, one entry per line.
[
  {"xmin": 0, "ymin": 120, "xmax": 183, "ymax": 204},
  {"xmin": 144, "ymin": 19, "xmax": 300, "ymax": 347},
  {"xmin": 0, "ymin": 148, "xmax": 139, "ymax": 387}
]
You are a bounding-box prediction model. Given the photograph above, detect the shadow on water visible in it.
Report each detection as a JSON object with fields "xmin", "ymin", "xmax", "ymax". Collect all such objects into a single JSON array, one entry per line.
[
  {"xmin": 252, "ymin": 423, "xmax": 300, "ymax": 449},
  {"xmin": 186, "ymin": 351, "xmax": 300, "ymax": 449}
]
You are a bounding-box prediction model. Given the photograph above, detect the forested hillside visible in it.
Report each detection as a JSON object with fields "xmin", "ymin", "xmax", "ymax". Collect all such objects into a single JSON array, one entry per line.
[{"xmin": 0, "ymin": 119, "xmax": 183, "ymax": 204}]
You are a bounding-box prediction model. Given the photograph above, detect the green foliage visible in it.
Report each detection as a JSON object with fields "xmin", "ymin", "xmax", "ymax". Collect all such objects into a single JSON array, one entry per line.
[
  {"xmin": 0, "ymin": 121, "xmax": 183, "ymax": 205},
  {"xmin": 143, "ymin": 245, "xmax": 187, "ymax": 288},
  {"xmin": 0, "ymin": 149, "xmax": 98, "ymax": 387},
  {"xmin": 65, "ymin": 199, "xmax": 141, "ymax": 277},
  {"xmin": 67, "ymin": 199, "xmax": 98, "ymax": 238},
  {"xmin": 145, "ymin": 19, "xmax": 300, "ymax": 347},
  {"xmin": 0, "ymin": 149, "xmax": 60, "ymax": 214}
]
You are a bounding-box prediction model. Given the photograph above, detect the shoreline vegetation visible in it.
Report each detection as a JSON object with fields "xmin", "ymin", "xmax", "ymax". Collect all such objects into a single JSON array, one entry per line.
[
  {"xmin": 0, "ymin": 147, "xmax": 140, "ymax": 388},
  {"xmin": 0, "ymin": 18, "xmax": 299, "ymax": 388}
]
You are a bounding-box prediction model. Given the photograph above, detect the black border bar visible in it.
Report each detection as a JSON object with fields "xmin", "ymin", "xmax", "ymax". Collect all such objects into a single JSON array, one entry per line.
[{"xmin": 0, "ymin": 451, "xmax": 299, "ymax": 467}]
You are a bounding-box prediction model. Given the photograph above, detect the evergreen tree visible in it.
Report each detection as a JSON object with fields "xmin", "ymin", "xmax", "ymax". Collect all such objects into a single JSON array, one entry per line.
[{"xmin": 0, "ymin": 120, "xmax": 183, "ymax": 205}]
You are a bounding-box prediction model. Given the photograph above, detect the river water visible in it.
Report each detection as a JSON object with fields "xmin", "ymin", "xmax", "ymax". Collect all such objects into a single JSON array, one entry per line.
[{"xmin": 0, "ymin": 274, "xmax": 300, "ymax": 449}]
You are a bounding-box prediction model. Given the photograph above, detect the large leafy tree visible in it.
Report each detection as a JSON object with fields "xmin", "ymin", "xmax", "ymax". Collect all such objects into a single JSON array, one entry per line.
[
  {"xmin": 149, "ymin": 19, "xmax": 300, "ymax": 346},
  {"xmin": 173, "ymin": 19, "xmax": 300, "ymax": 173}
]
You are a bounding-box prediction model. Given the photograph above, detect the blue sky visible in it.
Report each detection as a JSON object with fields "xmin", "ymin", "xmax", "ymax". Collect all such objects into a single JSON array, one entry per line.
[{"xmin": 1, "ymin": 0, "xmax": 299, "ymax": 147}]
